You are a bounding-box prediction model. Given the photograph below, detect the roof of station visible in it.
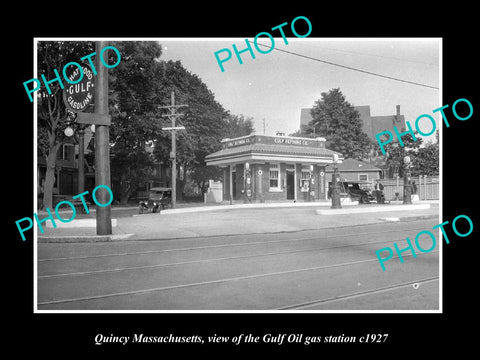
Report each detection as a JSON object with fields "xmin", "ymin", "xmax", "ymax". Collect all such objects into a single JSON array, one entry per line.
[{"xmin": 205, "ymin": 134, "xmax": 342, "ymax": 166}]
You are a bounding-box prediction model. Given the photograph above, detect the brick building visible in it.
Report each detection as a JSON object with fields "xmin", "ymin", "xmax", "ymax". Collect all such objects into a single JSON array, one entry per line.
[{"xmin": 205, "ymin": 134, "xmax": 343, "ymax": 202}]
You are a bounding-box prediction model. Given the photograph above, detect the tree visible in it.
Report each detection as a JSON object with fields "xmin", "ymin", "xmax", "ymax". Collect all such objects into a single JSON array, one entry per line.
[
  {"xmin": 379, "ymin": 130, "xmax": 440, "ymax": 178},
  {"xmin": 223, "ymin": 114, "xmax": 255, "ymax": 138},
  {"xmin": 188, "ymin": 113, "xmax": 255, "ymax": 194},
  {"xmin": 152, "ymin": 60, "xmax": 228, "ymax": 200},
  {"xmin": 37, "ymin": 41, "xmax": 95, "ymax": 209},
  {"xmin": 308, "ymin": 88, "xmax": 372, "ymax": 160},
  {"xmin": 108, "ymin": 41, "xmax": 164, "ymax": 204},
  {"xmin": 108, "ymin": 49, "xmax": 229, "ymax": 203},
  {"xmin": 411, "ymin": 140, "xmax": 439, "ymax": 176}
]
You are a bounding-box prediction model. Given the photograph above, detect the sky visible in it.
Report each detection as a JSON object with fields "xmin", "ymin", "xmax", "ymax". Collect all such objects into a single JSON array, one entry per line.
[{"xmin": 159, "ymin": 37, "xmax": 441, "ymax": 142}]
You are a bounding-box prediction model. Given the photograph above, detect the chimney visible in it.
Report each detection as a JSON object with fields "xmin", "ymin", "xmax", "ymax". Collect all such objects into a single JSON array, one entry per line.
[{"xmin": 396, "ymin": 105, "xmax": 401, "ymax": 116}]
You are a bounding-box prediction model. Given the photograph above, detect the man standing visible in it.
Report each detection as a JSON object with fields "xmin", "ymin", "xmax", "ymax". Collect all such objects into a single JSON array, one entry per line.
[{"xmin": 375, "ymin": 180, "xmax": 385, "ymax": 204}]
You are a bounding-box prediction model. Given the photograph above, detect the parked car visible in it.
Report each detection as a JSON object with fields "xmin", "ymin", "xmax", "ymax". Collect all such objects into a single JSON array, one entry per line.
[
  {"xmin": 138, "ymin": 187, "xmax": 172, "ymax": 214},
  {"xmin": 328, "ymin": 180, "xmax": 375, "ymax": 204}
]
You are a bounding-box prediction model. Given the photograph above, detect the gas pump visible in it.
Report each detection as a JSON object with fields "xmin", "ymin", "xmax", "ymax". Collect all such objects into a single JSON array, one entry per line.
[
  {"xmin": 309, "ymin": 176, "xmax": 315, "ymax": 201},
  {"xmin": 309, "ymin": 165, "xmax": 315, "ymax": 201},
  {"xmin": 244, "ymin": 162, "xmax": 252, "ymax": 203}
]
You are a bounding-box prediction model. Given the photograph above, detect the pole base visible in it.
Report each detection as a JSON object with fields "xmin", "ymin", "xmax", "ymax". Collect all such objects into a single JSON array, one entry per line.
[{"xmin": 331, "ymin": 199, "xmax": 342, "ymax": 209}]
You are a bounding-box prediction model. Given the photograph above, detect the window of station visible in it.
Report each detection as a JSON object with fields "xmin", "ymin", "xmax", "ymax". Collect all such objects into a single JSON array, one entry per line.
[
  {"xmin": 300, "ymin": 167, "xmax": 311, "ymax": 192},
  {"xmin": 269, "ymin": 163, "xmax": 281, "ymax": 191}
]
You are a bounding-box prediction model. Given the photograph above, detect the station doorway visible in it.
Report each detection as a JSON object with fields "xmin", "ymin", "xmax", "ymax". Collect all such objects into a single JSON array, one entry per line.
[
  {"xmin": 231, "ymin": 170, "xmax": 237, "ymax": 200},
  {"xmin": 286, "ymin": 170, "xmax": 295, "ymax": 200}
]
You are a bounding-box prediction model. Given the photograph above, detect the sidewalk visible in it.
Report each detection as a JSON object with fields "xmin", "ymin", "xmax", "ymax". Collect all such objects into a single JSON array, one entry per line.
[{"xmin": 37, "ymin": 201, "xmax": 440, "ymax": 243}]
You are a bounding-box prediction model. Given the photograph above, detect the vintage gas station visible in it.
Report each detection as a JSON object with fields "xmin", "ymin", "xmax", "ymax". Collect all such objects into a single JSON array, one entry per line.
[{"xmin": 205, "ymin": 133, "xmax": 343, "ymax": 203}]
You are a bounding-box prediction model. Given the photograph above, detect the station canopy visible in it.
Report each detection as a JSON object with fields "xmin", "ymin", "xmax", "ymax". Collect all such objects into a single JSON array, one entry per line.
[{"xmin": 205, "ymin": 134, "xmax": 343, "ymax": 166}]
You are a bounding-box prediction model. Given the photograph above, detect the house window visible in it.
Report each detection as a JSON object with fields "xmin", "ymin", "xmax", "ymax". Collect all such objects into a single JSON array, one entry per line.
[
  {"xmin": 57, "ymin": 143, "xmax": 74, "ymax": 161},
  {"xmin": 269, "ymin": 163, "xmax": 281, "ymax": 191},
  {"xmin": 300, "ymin": 167, "xmax": 311, "ymax": 192},
  {"xmin": 358, "ymin": 174, "xmax": 368, "ymax": 181}
]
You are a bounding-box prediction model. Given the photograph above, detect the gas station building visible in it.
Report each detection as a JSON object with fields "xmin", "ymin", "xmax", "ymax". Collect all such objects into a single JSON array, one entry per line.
[{"xmin": 205, "ymin": 134, "xmax": 343, "ymax": 203}]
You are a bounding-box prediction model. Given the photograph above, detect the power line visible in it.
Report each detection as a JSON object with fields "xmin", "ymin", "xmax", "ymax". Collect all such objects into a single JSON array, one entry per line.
[
  {"xmin": 291, "ymin": 41, "xmax": 437, "ymax": 66},
  {"xmin": 248, "ymin": 41, "xmax": 439, "ymax": 90}
]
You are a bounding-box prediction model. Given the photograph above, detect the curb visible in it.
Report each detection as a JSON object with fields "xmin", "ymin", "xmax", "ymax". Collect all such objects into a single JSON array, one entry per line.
[
  {"xmin": 38, "ymin": 233, "xmax": 134, "ymax": 243},
  {"xmin": 36, "ymin": 206, "xmax": 138, "ymax": 216},
  {"xmin": 379, "ymin": 214, "xmax": 439, "ymax": 222},
  {"xmin": 315, "ymin": 203, "xmax": 431, "ymax": 215},
  {"xmin": 44, "ymin": 218, "xmax": 118, "ymax": 228},
  {"xmin": 160, "ymin": 200, "xmax": 360, "ymax": 215}
]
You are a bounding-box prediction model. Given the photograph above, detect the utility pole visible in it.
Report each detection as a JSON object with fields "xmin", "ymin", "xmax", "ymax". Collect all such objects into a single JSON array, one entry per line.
[
  {"xmin": 77, "ymin": 127, "xmax": 85, "ymax": 193},
  {"xmin": 94, "ymin": 41, "xmax": 112, "ymax": 235},
  {"xmin": 159, "ymin": 91, "xmax": 187, "ymax": 209}
]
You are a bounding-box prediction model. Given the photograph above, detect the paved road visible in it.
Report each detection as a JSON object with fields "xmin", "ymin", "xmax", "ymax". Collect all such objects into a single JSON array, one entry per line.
[
  {"xmin": 37, "ymin": 218, "xmax": 439, "ymax": 311},
  {"xmin": 40, "ymin": 202, "xmax": 439, "ymax": 240}
]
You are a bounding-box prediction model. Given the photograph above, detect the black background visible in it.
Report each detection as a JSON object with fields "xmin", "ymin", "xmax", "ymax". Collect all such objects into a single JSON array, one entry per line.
[{"xmin": 7, "ymin": 4, "xmax": 478, "ymax": 356}]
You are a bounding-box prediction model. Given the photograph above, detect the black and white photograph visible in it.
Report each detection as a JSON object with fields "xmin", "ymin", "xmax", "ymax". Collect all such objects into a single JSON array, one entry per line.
[
  {"xmin": 9, "ymin": 7, "xmax": 478, "ymax": 355},
  {"xmin": 33, "ymin": 37, "xmax": 441, "ymax": 312}
]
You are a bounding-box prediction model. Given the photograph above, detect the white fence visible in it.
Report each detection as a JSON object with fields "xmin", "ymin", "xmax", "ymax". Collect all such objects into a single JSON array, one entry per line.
[{"xmin": 380, "ymin": 175, "xmax": 439, "ymax": 200}]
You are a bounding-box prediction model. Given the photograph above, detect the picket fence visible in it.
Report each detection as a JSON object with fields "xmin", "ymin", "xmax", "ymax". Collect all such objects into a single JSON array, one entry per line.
[{"xmin": 380, "ymin": 175, "xmax": 439, "ymax": 200}]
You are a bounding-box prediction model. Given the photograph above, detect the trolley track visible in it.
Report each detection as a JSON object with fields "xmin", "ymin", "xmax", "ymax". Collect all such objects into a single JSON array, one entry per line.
[
  {"xmin": 37, "ymin": 251, "xmax": 439, "ymax": 307},
  {"xmin": 38, "ymin": 236, "xmax": 424, "ymax": 278},
  {"xmin": 38, "ymin": 224, "xmax": 433, "ymax": 262},
  {"xmin": 276, "ymin": 276, "xmax": 440, "ymax": 310},
  {"xmin": 37, "ymin": 220, "xmax": 440, "ymax": 310}
]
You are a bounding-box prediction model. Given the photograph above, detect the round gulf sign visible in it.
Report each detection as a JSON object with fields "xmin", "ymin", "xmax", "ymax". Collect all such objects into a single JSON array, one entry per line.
[
  {"xmin": 258, "ymin": 170, "xmax": 262, "ymax": 176},
  {"xmin": 63, "ymin": 63, "xmax": 95, "ymax": 112}
]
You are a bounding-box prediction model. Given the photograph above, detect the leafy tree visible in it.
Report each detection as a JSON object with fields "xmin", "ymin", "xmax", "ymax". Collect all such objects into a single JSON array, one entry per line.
[
  {"xmin": 380, "ymin": 131, "xmax": 438, "ymax": 178},
  {"xmin": 381, "ymin": 132, "xmax": 421, "ymax": 178},
  {"xmin": 109, "ymin": 47, "xmax": 233, "ymax": 202},
  {"xmin": 308, "ymin": 88, "xmax": 372, "ymax": 160},
  {"xmin": 108, "ymin": 41, "xmax": 164, "ymax": 204},
  {"xmin": 152, "ymin": 60, "xmax": 228, "ymax": 200},
  {"xmin": 188, "ymin": 113, "xmax": 255, "ymax": 194},
  {"xmin": 223, "ymin": 114, "xmax": 255, "ymax": 138},
  {"xmin": 412, "ymin": 142, "xmax": 439, "ymax": 176},
  {"xmin": 37, "ymin": 41, "xmax": 94, "ymax": 209}
]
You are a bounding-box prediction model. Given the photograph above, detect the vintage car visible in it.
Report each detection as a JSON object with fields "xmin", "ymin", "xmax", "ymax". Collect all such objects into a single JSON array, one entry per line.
[
  {"xmin": 329, "ymin": 180, "xmax": 377, "ymax": 204},
  {"xmin": 138, "ymin": 187, "xmax": 172, "ymax": 214},
  {"xmin": 342, "ymin": 181, "xmax": 376, "ymax": 203}
]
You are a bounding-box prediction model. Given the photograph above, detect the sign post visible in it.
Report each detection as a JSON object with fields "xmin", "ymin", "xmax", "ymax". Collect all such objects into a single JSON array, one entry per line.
[
  {"xmin": 63, "ymin": 63, "xmax": 96, "ymax": 196},
  {"xmin": 94, "ymin": 41, "xmax": 112, "ymax": 235},
  {"xmin": 61, "ymin": 42, "xmax": 112, "ymax": 235}
]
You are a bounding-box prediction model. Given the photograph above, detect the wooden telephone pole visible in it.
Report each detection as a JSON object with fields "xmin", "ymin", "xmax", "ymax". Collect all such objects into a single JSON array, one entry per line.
[
  {"xmin": 94, "ymin": 41, "xmax": 112, "ymax": 234},
  {"xmin": 159, "ymin": 91, "xmax": 187, "ymax": 209}
]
